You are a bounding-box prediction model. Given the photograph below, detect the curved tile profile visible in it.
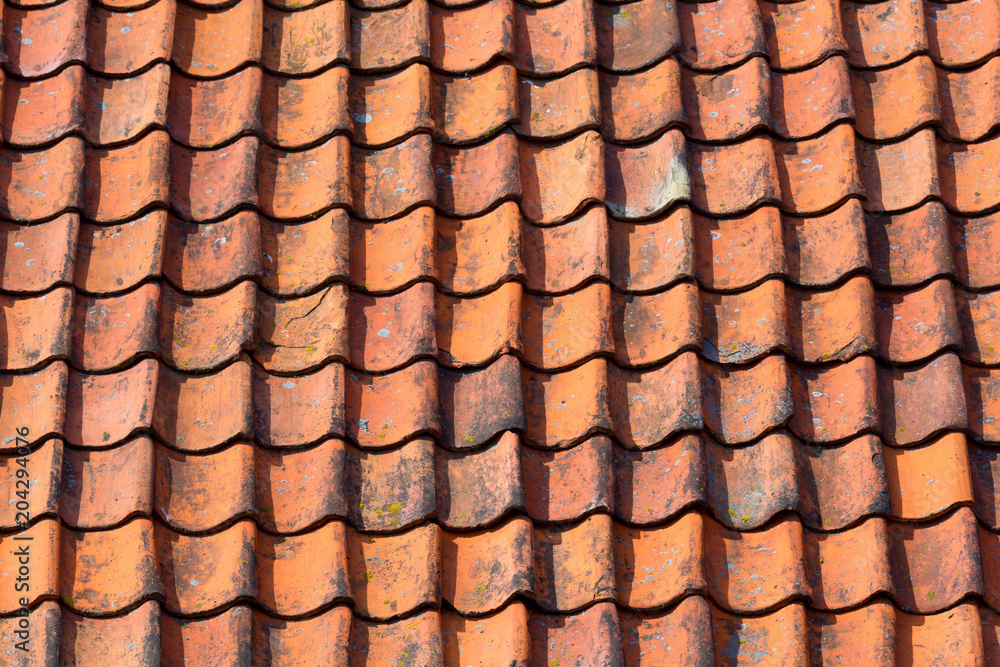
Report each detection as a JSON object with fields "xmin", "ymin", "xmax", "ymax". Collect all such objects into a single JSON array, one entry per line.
[
  {"xmin": 91, "ymin": 0, "xmax": 177, "ymax": 76},
  {"xmin": 61, "ymin": 436, "xmax": 155, "ymax": 530},
  {"xmin": 349, "ymin": 609, "xmax": 443, "ymax": 663},
  {"xmin": 442, "ymin": 603, "xmax": 530, "ymax": 666},
  {"xmin": 0, "ymin": 521, "xmax": 60, "ymax": 612},
  {"xmin": 262, "ymin": 66, "xmax": 350, "ymax": 149},
  {"xmin": 350, "ymin": 63, "xmax": 433, "ymax": 147},
  {"xmin": 0, "ymin": 363, "xmax": 68, "ymax": 450},
  {"xmin": 529, "ymin": 602, "xmax": 624, "ymax": 666},
  {"xmin": 433, "ymin": 63, "xmax": 519, "ymax": 144},
  {"xmin": 522, "ymin": 205, "xmax": 608, "ymax": 293},
  {"xmin": 60, "ymin": 517, "xmax": 163, "ymax": 615},
  {"xmin": 350, "ymin": 207, "xmax": 436, "ymax": 292},
  {"xmin": 256, "ymin": 521, "xmax": 351, "ymax": 616},
  {"xmin": 154, "ymin": 439, "xmax": 255, "ymax": 533},
  {"xmin": 262, "ymin": 210, "xmax": 350, "ymax": 296},
  {"xmin": 0, "ymin": 287, "xmax": 72, "ymax": 370},
  {"xmin": 161, "ymin": 605, "xmax": 254, "ymax": 666},
  {"xmin": 519, "ymin": 67, "xmax": 601, "ymax": 140},
  {"xmin": 346, "ymin": 437, "xmax": 436, "ymax": 531},
  {"xmin": 0, "ymin": 137, "xmax": 84, "ymax": 222},
  {"xmin": 438, "ymin": 354, "xmax": 525, "ymax": 448},
  {"xmin": 70, "ymin": 283, "xmax": 160, "ymax": 371},
  {"xmin": 4, "ymin": 0, "xmax": 88, "ymax": 78},
  {"xmin": 519, "ymin": 130, "xmax": 605, "ymax": 224},
  {"xmin": 441, "ymin": 515, "xmax": 533, "ymax": 614},
  {"xmin": 517, "ymin": 284, "xmax": 607, "ymax": 369},
  {"xmin": 75, "ymin": 212, "xmax": 168, "ymax": 295},
  {"xmin": 2, "ymin": 65, "xmax": 84, "ymax": 148},
  {"xmin": 6, "ymin": 0, "xmax": 1000, "ymax": 663},
  {"xmin": 436, "ymin": 430, "xmax": 524, "ymax": 528},
  {"xmin": 605, "ymin": 128, "xmax": 689, "ymax": 219},
  {"xmin": 259, "ymin": 137, "xmax": 352, "ymax": 220},
  {"xmin": 168, "ymin": 67, "xmax": 262, "ymax": 149},
  {"xmin": 256, "ymin": 283, "xmax": 350, "ymax": 372},
  {"xmin": 0, "ymin": 437, "xmax": 61, "ymax": 529},
  {"xmin": 345, "ymin": 361, "xmax": 439, "ymax": 448},
  {"xmin": 254, "ymin": 438, "xmax": 347, "ymax": 533},
  {"xmin": 169, "ymin": 137, "xmax": 259, "ymax": 222},
  {"xmin": 171, "ymin": 0, "xmax": 262, "ymax": 78},
  {"xmin": 350, "ymin": 0, "xmax": 429, "ymax": 73},
  {"xmin": 349, "ymin": 133, "xmax": 434, "ymax": 220},
  {"xmin": 155, "ymin": 519, "xmax": 258, "ymax": 615},
  {"xmin": 253, "ymin": 362, "xmax": 345, "ymax": 447},
  {"xmin": 348, "ymin": 281, "xmax": 436, "ymax": 372},
  {"xmin": 153, "ymin": 359, "xmax": 251, "ymax": 451},
  {"xmin": 434, "ymin": 129, "xmax": 521, "ymax": 217},
  {"xmin": 0, "ymin": 214, "xmax": 79, "ymax": 294},
  {"xmin": 66, "ymin": 359, "xmax": 157, "ymax": 448},
  {"xmin": 159, "ymin": 280, "xmax": 256, "ymax": 371},
  {"xmin": 59, "ymin": 601, "xmax": 161, "ymax": 666},
  {"xmin": 82, "ymin": 130, "xmax": 170, "ymax": 223},
  {"xmin": 787, "ymin": 355, "xmax": 876, "ymax": 444},
  {"xmin": 47, "ymin": 420, "xmax": 992, "ymax": 539},
  {"xmin": 346, "ymin": 522, "xmax": 440, "ymax": 619},
  {"xmin": 27, "ymin": 596, "xmax": 1000, "ymax": 666},
  {"xmin": 429, "ymin": 0, "xmax": 515, "ymax": 74},
  {"xmin": 596, "ymin": 0, "xmax": 679, "ymax": 72},
  {"xmin": 163, "ymin": 211, "xmax": 262, "ymax": 294},
  {"xmin": 512, "ymin": 0, "xmax": 597, "ymax": 75},
  {"xmin": 58, "ymin": 188, "xmax": 1000, "ymax": 306},
  {"xmin": 265, "ymin": 0, "xmax": 350, "ymax": 76}
]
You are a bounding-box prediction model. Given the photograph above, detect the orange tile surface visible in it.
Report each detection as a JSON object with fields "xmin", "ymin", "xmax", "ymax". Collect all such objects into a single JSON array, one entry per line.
[{"xmin": 4, "ymin": 0, "xmax": 1000, "ymax": 663}]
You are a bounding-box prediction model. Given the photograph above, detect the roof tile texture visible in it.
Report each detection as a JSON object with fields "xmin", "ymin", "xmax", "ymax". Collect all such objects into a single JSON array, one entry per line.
[{"xmin": 2, "ymin": 0, "xmax": 1000, "ymax": 663}]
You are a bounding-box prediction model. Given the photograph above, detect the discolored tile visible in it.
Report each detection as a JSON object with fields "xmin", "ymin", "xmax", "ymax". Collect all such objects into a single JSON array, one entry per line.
[
  {"xmin": 264, "ymin": 0, "xmax": 349, "ymax": 75},
  {"xmin": 257, "ymin": 521, "xmax": 350, "ymax": 616},
  {"xmin": 2, "ymin": 65, "xmax": 84, "ymax": 147},
  {"xmin": 71, "ymin": 283, "xmax": 160, "ymax": 371},
  {"xmin": 262, "ymin": 67, "xmax": 350, "ymax": 148},
  {"xmin": 61, "ymin": 518, "xmax": 161, "ymax": 614},
  {"xmin": 0, "ymin": 437, "xmax": 61, "ymax": 528},
  {"xmin": 253, "ymin": 363, "xmax": 345, "ymax": 448},
  {"xmin": 436, "ymin": 202, "xmax": 523, "ymax": 294},
  {"xmin": 160, "ymin": 281, "xmax": 256, "ymax": 371},
  {"xmin": 0, "ymin": 288, "xmax": 72, "ymax": 370},
  {"xmin": 346, "ymin": 438, "xmax": 436, "ymax": 531},
  {"xmin": 513, "ymin": 0, "xmax": 597, "ymax": 75},
  {"xmin": 436, "ymin": 431, "xmax": 524, "ymax": 529},
  {"xmin": 350, "ymin": 0, "xmax": 429, "ymax": 73},
  {"xmin": 347, "ymin": 523, "xmax": 440, "ymax": 619},
  {"xmin": 67, "ymin": 360, "xmax": 157, "ymax": 448},
  {"xmin": 171, "ymin": 0, "xmax": 262, "ymax": 77},
  {"xmin": 156, "ymin": 520, "xmax": 257, "ymax": 614},
  {"xmin": 0, "ymin": 137, "xmax": 84, "ymax": 221},
  {"xmin": 63, "ymin": 436, "xmax": 154, "ymax": 529},
  {"xmin": 518, "ymin": 68, "xmax": 599, "ymax": 140},
  {"xmin": 168, "ymin": 67, "xmax": 261, "ymax": 149},
  {"xmin": 255, "ymin": 438, "xmax": 347, "ymax": 534},
  {"xmin": 255, "ymin": 284, "xmax": 349, "ymax": 372},
  {"xmin": 441, "ymin": 516, "xmax": 533, "ymax": 614},
  {"xmin": 429, "ymin": 0, "xmax": 515, "ymax": 73},
  {"xmin": 154, "ymin": 359, "xmax": 251, "ymax": 451}
]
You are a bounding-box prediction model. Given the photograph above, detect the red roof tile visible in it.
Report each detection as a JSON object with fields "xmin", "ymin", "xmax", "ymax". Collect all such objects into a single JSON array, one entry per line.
[{"xmin": 5, "ymin": 0, "xmax": 1000, "ymax": 662}]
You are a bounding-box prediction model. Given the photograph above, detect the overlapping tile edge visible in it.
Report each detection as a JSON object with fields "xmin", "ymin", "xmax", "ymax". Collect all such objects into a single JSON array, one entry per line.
[{"xmin": 3, "ymin": 0, "xmax": 1000, "ymax": 663}]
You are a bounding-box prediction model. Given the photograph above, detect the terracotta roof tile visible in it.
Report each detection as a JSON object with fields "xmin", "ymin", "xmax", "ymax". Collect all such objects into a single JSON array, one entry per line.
[{"xmin": 8, "ymin": 0, "xmax": 1000, "ymax": 661}]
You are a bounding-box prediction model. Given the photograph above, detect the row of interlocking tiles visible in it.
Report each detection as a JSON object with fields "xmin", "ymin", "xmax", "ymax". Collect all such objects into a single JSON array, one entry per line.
[{"xmin": 4, "ymin": 0, "xmax": 1000, "ymax": 663}]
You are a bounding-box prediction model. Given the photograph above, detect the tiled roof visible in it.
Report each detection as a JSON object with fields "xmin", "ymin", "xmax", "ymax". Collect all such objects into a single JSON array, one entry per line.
[{"xmin": 2, "ymin": 0, "xmax": 1000, "ymax": 663}]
